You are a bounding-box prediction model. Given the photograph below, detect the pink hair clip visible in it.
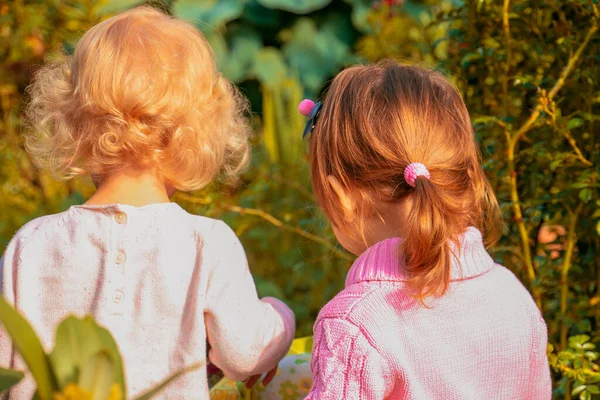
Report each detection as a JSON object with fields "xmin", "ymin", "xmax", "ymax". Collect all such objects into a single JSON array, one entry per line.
[
  {"xmin": 298, "ymin": 99, "xmax": 323, "ymax": 139},
  {"xmin": 404, "ymin": 162, "xmax": 430, "ymax": 187}
]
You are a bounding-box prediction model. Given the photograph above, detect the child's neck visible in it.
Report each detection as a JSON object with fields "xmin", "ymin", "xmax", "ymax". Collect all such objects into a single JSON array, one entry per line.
[{"xmin": 85, "ymin": 171, "xmax": 172, "ymax": 207}]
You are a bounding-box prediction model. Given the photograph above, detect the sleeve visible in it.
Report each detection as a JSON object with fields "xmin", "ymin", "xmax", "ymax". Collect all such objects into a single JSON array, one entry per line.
[
  {"xmin": 306, "ymin": 317, "xmax": 392, "ymax": 400},
  {"xmin": 203, "ymin": 222, "xmax": 295, "ymax": 381},
  {"xmin": 529, "ymin": 314, "xmax": 552, "ymax": 399}
]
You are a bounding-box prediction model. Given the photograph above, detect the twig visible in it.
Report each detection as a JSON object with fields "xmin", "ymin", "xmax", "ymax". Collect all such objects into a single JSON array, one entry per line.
[
  {"xmin": 175, "ymin": 193, "xmax": 353, "ymax": 261},
  {"xmin": 505, "ymin": 136, "xmax": 542, "ymax": 307},
  {"xmin": 502, "ymin": 0, "xmax": 512, "ymax": 116},
  {"xmin": 269, "ymin": 173, "xmax": 315, "ymax": 201},
  {"xmin": 560, "ymin": 202, "xmax": 583, "ymax": 349},
  {"xmin": 545, "ymin": 103, "xmax": 593, "ymax": 166},
  {"xmin": 561, "ymin": 129, "xmax": 593, "ymax": 166}
]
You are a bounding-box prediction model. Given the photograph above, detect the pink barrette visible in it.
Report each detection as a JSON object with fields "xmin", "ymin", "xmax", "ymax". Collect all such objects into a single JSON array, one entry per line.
[
  {"xmin": 298, "ymin": 99, "xmax": 315, "ymax": 116},
  {"xmin": 404, "ymin": 162, "xmax": 430, "ymax": 187}
]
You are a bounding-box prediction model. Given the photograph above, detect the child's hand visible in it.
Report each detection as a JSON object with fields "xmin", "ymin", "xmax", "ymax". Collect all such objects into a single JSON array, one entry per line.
[{"xmin": 244, "ymin": 366, "xmax": 278, "ymax": 388}]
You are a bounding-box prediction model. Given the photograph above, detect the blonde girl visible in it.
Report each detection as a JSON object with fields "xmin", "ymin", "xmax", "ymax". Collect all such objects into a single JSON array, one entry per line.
[{"xmin": 0, "ymin": 7, "xmax": 294, "ymax": 399}]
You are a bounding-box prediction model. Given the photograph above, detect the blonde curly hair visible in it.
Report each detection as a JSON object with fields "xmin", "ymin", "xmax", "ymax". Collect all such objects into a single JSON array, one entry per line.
[{"xmin": 25, "ymin": 6, "xmax": 250, "ymax": 191}]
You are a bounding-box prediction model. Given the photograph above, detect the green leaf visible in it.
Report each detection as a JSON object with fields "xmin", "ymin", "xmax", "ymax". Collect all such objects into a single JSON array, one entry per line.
[
  {"xmin": 78, "ymin": 352, "xmax": 115, "ymax": 400},
  {"xmin": 132, "ymin": 363, "xmax": 202, "ymax": 400},
  {"xmin": 257, "ymin": 0, "xmax": 331, "ymax": 14},
  {"xmin": 222, "ymin": 27, "xmax": 263, "ymax": 82},
  {"xmin": 252, "ymin": 47, "xmax": 288, "ymax": 88},
  {"xmin": 50, "ymin": 316, "xmax": 125, "ymax": 397},
  {"xmin": 281, "ymin": 18, "xmax": 353, "ymax": 93},
  {"xmin": 588, "ymin": 385, "xmax": 600, "ymax": 394},
  {"xmin": 0, "ymin": 297, "xmax": 56, "ymax": 400},
  {"xmin": 579, "ymin": 188, "xmax": 593, "ymax": 203},
  {"xmin": 597, "ymin": 220, "xmax": 600, "ymax": 236},
  {"xmin": 581, "ymin": 391, "xmax": 592, "ymax": 400},
  {"xmin": 173, "ymin": 0, "xmax": 245, "ymax": 30},
  {"xmin": 94, "ymin": 0, "xmax": 144, "ymax": 15},
  {"xmin": 0, "ymin": 367, "xmax": 24, "ymax": 393},
  {"xmin": 573, "ymin": 385, "xmax": 587, "ymax": 396},
  {"xmin": 343, "ymin": 0, "xmax": 373, "ymax": 32},
  {"xmin": 243, "ymin": 0, "xmax": 281, "ymax": 27},
  {"xmin": 567, "ymin": 118, "xmax": 584, "ymax": 130},
  {"xmin": 569, "ymin": 335, "xmax": 591, "ymax": 347}
]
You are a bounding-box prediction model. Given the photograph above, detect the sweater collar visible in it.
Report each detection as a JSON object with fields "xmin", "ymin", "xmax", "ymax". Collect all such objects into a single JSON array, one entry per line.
[{"xmin": 345, "ymin": 227, "xmax": 495, "ymax": 286}]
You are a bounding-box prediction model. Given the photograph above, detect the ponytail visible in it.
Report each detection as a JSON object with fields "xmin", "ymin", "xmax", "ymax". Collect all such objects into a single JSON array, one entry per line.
[{"xmin": 402, "ymin": 174, "xmax": 471, "ymax": 303}]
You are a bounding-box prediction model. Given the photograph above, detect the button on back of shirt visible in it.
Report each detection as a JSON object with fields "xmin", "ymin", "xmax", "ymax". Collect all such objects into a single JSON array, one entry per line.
[
  {"xmin": 113, "ymin": 290, "xmax": 124, "ymax": 304},
  {"xmin": 115, "ymin": 212, "xmax": 127, "ymax": 224},
  {"xmin": 115, "ymin": 251, "xmax": 126, "ymax": 264}
]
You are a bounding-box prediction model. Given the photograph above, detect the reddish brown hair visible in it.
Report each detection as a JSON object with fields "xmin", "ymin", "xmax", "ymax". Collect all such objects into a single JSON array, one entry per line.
[{"xmin": 310, "ymin": 60, "xmax": 502, "ymax": 300}]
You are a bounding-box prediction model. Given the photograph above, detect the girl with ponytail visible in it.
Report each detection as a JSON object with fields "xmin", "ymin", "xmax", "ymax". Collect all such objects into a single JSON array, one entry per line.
[{"xmin": 299, "ymin": 61, "xmax": 551, "ymax": 399}]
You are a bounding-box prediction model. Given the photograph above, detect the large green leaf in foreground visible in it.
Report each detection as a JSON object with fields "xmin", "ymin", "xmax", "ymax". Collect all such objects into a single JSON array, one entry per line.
[
  {"xmin": 0, "ymin": 297, "xmax": 56, "ymax": 400},
  {"xmin": 50, "ymin": 316, "xmax": 126, "ymax": 397},
  {"xmin": 0, "ymin": 367, "xmax": 24, "ymax": 393}
]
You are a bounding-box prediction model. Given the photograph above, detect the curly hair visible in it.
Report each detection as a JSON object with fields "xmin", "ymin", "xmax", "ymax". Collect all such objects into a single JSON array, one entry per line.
[{"xmin": 24, "ymin": 6, "xmax": 250, "ymax": 191}]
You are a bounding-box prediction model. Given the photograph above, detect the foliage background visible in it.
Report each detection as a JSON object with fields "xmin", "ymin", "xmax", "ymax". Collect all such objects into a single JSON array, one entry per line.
[{"xmin": 0, "ymin": 0, "xmax": 599, "ymax": 398}]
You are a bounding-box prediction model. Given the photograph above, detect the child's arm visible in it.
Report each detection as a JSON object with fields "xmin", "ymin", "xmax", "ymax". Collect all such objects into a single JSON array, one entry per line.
[
  {"xmin": 306, "ymin": 317, "xmax": 392, "ymax": 399},
  {"xmin": 203, "ymin": 222, "xmax": 295, "ymax": 382}
]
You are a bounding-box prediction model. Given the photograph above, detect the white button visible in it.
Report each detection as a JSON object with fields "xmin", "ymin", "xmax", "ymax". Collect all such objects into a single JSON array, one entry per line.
[
  {"xmin": 115, "ymin": 212, "xmax": 127, "ymax": 224},
  {"xmin": 115, "ymin": 251, "xmax": 126, "ymax": 264},
  {"xmin": 113, "ymin": 291, "xmax": 124, "ymax": 304}
]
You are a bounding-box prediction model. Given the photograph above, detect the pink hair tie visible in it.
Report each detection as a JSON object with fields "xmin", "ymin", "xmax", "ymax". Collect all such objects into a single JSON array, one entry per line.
[
  {"xmin": 404, "ymin": 162, "xmax": 430, "ymax": 187},
  {"xmin": 298, "ymin": 99, "xmax": 315, "ymax": 116}
]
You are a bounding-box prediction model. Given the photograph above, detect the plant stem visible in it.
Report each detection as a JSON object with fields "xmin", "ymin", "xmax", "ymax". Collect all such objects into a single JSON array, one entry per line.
[
  {"xmin": 506, "ymin": 136, "xmax": 541, "ymax": 308},
  {"xmin": 595, "ymin": 235, "xmax": 600, "ymax": 339},
  {"xmin": 560, "ymin": 202, "xmax": 583, "ymax": 349},
  {"xmin": 175, "ymin": 193, "xmax": 353, "ymax": 262},
  {"xmin": 502, "ymin": 0, "xmax": 512, "ymax": 116}
]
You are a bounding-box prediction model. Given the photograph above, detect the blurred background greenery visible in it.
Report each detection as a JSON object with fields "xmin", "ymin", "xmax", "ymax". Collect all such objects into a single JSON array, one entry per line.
[{"xmin": 0, "ymin": 0, "xmax": 599, "ymax": 398}]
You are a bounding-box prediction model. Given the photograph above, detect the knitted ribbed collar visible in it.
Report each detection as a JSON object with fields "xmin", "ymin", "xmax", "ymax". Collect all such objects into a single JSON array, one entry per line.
[{"xmin": 345, "ymin": 227, "xmax": 495, "ymax": 286}]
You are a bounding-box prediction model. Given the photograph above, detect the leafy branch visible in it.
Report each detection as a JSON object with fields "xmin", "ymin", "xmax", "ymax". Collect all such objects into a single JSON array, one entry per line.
[{"xmin": 500, "ymin": 2, "xmax": 598, "ymax": 308}]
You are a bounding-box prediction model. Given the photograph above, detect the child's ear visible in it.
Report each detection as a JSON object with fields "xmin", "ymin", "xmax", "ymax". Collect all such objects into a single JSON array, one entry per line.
[{"xmin": 326, "ymin": 175, "xmax": 356, "ymax": 221}]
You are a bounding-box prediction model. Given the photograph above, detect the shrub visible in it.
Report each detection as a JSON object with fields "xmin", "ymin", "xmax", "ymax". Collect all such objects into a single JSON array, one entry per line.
[{"xmin": 358, "ymin": 0, "xmax": 600, "ymax": 397}]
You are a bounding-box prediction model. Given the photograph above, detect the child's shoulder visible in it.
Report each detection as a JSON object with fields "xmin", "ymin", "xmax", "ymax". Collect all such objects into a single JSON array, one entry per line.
[
  {"xmin": 315, "ymin": 283, "xmax": 385, "ymax": 325},
  {"xmin": 184, "ymin": 212, "xmax": 239, "ymax": 249},
  {"xmin": 4, "ymin": 210, "xmax": 70, "ymax": 255}
]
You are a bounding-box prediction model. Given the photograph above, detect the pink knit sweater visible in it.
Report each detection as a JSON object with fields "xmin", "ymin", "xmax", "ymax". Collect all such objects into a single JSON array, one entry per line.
[
  {"xmin": 306, "ymin": 228, "xmax": 551, "ymax": 399},
  {"xmin": 0, "ymin": 203, "xmax": 295, "ymax": 399}
]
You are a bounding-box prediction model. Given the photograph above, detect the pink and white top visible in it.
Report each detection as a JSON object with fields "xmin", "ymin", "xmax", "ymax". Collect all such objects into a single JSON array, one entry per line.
[
  {"xmin": 0, "ymin": 203, "xmax": 295, "ymax": 399},
  {"xmin": 307, "ymin": 228, "xmax": 551, "ymax": 399}
]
